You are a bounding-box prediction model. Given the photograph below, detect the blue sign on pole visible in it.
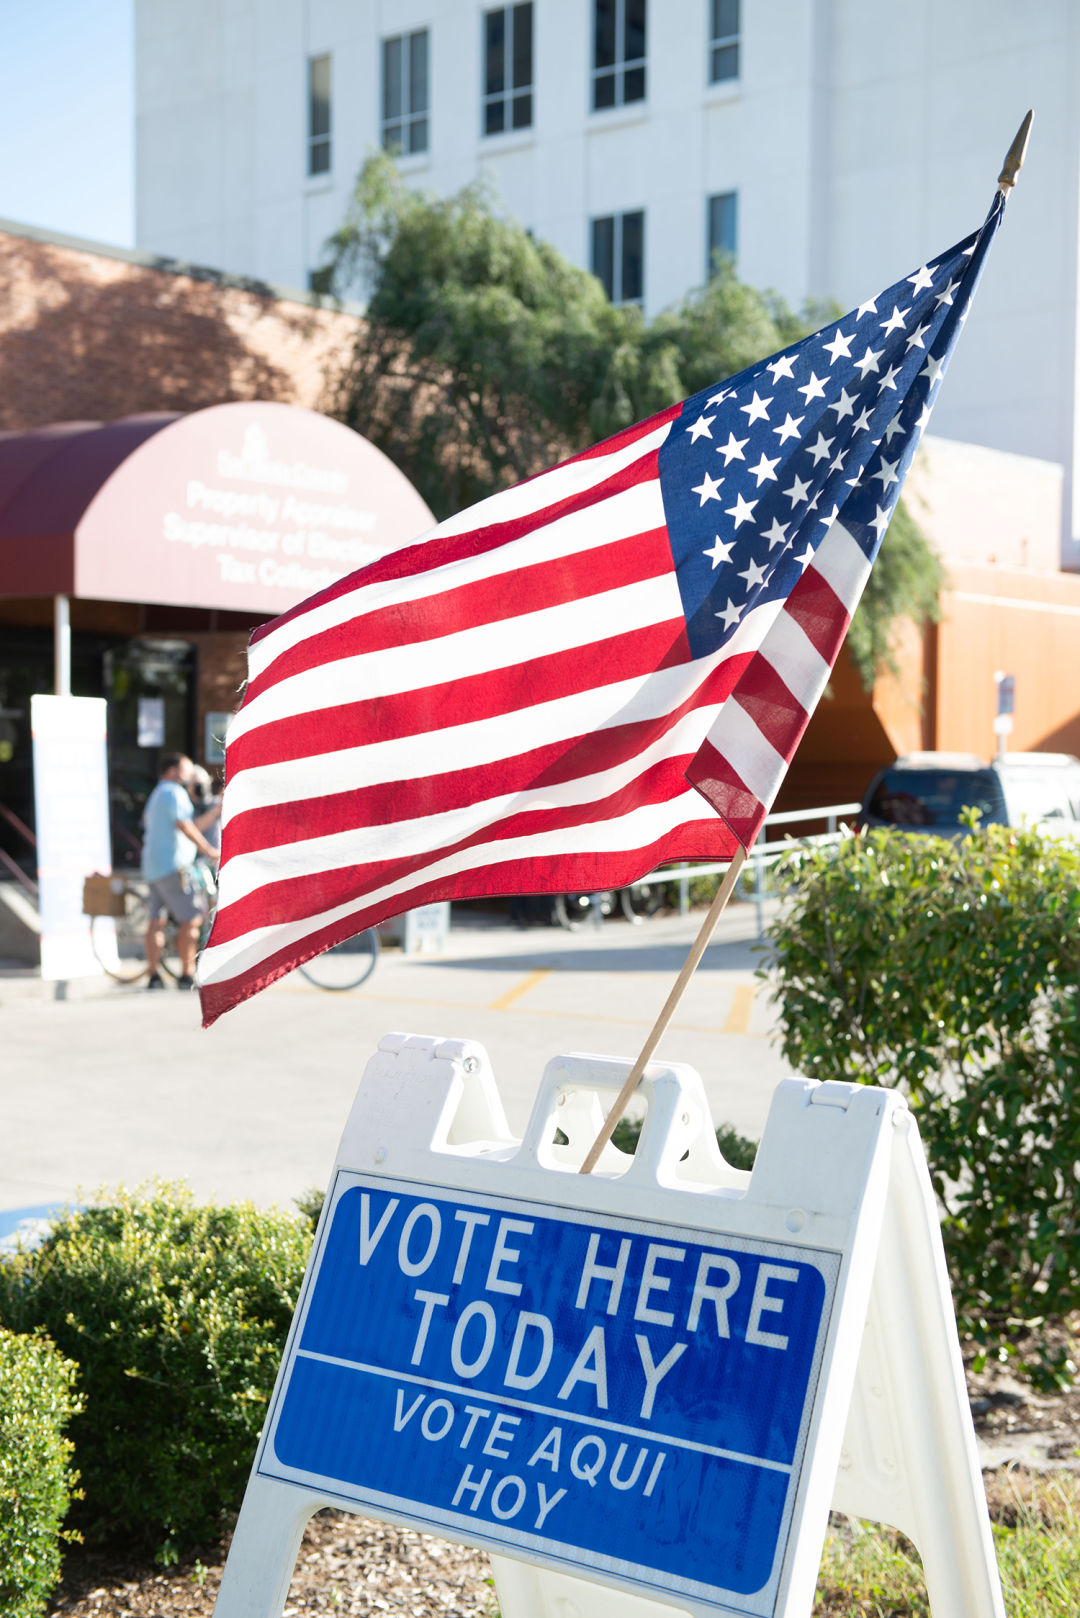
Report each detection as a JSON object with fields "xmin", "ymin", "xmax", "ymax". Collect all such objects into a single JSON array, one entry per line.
[{"xmin": 260, "ymin": 1173, "xmax": 839, "ymax": 1611}]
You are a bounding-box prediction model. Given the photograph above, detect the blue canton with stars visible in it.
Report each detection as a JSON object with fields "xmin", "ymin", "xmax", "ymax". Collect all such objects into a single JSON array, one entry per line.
[{"xmin": 658, "ymin": 191, "xmax": 1005, "ymax": 660}]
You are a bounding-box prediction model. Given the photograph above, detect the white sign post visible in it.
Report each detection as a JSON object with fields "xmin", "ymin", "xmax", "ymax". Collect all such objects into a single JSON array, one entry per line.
[
  {"xmin": 31, "ymin": 694, "xmax": 116, "ymax": 981},
  {"xmin": 214, "ymin": 1037, "xmax": 1004, "ymax": 1618}
]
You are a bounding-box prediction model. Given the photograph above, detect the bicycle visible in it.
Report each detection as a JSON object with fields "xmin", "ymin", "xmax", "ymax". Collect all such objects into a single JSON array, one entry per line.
[
  {"xmin": 296, "ymin": 930, "xmax": 379, "ymax": 991},
  {"xmin": 83, "ymin": 872, "xmax": 212, "ymax": 986},
  {"xmin": 553, "ymin": 881, "xmax": 667, "ymax": 931}
]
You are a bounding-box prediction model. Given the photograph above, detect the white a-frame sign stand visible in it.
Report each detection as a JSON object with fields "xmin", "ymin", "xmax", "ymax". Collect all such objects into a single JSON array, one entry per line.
[{"xmin": 214, "ymin": 1035, "xmax": 1005, "ymax": 1618}]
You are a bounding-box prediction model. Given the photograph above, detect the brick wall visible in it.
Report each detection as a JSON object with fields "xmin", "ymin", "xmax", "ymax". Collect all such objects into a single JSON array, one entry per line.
[{"xmin": 0, "ymin": 224, "xmax": 360, "ymax": 430}]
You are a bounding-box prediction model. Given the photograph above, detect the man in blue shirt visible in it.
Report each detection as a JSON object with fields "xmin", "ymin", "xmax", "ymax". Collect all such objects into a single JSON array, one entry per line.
[{"xmin": 142, "ymin": 752, "xmax": 220, "ymax": 990}]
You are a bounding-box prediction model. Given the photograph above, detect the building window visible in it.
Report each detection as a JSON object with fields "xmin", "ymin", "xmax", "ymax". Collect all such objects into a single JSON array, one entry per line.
[
  {"xmin": 709, "ymin": 0, "xmax": 740, "ymax": 84},
  {"xmin": 308, "ymin": 54, "xmax": 331, "ymax": 176},
  {"xmin": 707, "ymin": 191, "xmax": 737, "ymax": 274},
  {"xmin": 592, "ymin": 0, "xmax": 646, "ymax": 111},
  {"xmin": 591, "ymin": 210, "xmax": 644, "ymax": 304},
  {"xmin": 483, "ymin": 4, "xmax": 533, "ymax": 135},
  {"xmin": 382, "ymin": 29, "xmax": 429, "ymax": 155}
]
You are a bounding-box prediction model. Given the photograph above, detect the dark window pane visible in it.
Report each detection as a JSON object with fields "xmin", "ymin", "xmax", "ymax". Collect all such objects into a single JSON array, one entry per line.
[
  {"xmin": 623, "ymin": 64, "xmax": 645, "ymax": 102},
  {"xmin": 383, "ymin": 37, "xmax": 402, "ymax": 121},
  {"xmin": 309, "ymin": 137, "xmax": 330, "ymax": 176},
  {"xmin": 591, "ymin": 215, "xmax": 615, "ymax": 299},
  {"xmin": 511, "ymin": 90, "xmax": 532, "ymax": 128},
  {"xmin": 485, "ymin": 97, "xmax": 506, "ymax": 135},
  {"xmin": 712, "ymin": 0, "xmax": 739, "ymax": 39},
  {"xmin": 593, "ymin": 69, "xmax": 616, "ymax": 108},
  {"xmin": 594, "ymin": 0, "xmax": 616, "ymax": 68},
  {"xmin": 309, "ymin": 54, "xmax": 331, "ymax": 139},
  {"xmin": 707, "ymin": 191, "xmax": 737, "ymax": 272},
  {"xmin": 409, "ymin": 115, "xmax": 428, "ymax": 154},
  {"xmin": 621, "ymin": 210, "xmax": 644, "ymax": 302},
  {"xmin": 382, "ymin": 121, "xmax": 402, "ymax": 154},
  {"xmin": 512, "ymin": 2, "xmax": 533, "ymax": 88},
  {"xmin": 485, "ymin": 9, "xmax": 506, "ymax": 96},
  {"xmin": 625, "ymin": 0, "xmax": 646, "ymax": 63},
  {"xmin": 409, "ymin": 29, "xmax": 429, "ymax": 114},
  {"xmin": 711, "ymin": 41, "xmax": 739, "ymax": 81}
]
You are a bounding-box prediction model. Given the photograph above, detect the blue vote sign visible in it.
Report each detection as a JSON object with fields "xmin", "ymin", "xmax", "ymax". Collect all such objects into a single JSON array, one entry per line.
[{"xmin": 260, "ymin": 1173, "xmax": 840, "ymax": 1614}]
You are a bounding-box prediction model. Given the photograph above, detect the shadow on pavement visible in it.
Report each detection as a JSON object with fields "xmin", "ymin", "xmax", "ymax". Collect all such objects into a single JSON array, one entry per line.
[{"xmin": 408, "ymin": 933, "xmax": 767, "ymax": 976}]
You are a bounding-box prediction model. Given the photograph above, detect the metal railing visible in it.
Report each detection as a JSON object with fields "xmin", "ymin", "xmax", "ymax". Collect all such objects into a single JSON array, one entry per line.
[
  {"xmin": 0, "ymin": 802, "xmax": 38, "ymax": 898},
  {"xmin": 627, "ymin": 800, "xmax": 862, "ymax": 936}
]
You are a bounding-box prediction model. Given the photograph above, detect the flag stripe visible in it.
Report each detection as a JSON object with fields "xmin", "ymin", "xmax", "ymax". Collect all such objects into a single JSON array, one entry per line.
[
  {"xmin": 211, "ymin": 751, "xmax": 705, "ymax": 941},
  {"xmin": 221, "ymin": 648, "xmax": 750, "ymax": 821},
  {"xmin": 198, "ymin": 809, "xmax": 735, "ymax": 1023},
  {"xmin": 200, "ymin": 785, "xmax": 738, "ymax": 993},
  {"xmin": 222, "ymin": 653, "xmax": 754, "ymax": 862},
  {"xmin": 243, "ymin": 516, "xmax": 674, "ymax": 707},
  {"xmin": 226, "ymin": 615, "xmax": 692, "ymax": 782},
  {"xmin": 247, "ymin": 415, "xmax": 679, "ymax": 674}
]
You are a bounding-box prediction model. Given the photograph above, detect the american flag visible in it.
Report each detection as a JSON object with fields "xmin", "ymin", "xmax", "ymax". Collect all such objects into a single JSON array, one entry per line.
[{"xmin": 198, "ymin": 193, "xmax": 1004, "ymax": 1025}]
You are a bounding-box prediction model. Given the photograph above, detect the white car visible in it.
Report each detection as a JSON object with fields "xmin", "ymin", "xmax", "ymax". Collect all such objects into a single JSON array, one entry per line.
[{"xmin": 857, "ymin": 751, "xmax": 1080, "ymax": 839}]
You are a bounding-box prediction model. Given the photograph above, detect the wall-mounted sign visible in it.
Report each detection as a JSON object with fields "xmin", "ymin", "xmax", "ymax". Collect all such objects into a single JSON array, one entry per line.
[{"xmin": 137, "ymin": 695, "xmax": 166, "ymax": 748}]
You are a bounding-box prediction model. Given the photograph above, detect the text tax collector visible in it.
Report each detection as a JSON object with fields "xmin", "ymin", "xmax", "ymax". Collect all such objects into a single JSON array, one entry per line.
[{"xmin": 259, "ymin": 1175, "xmax": 838, "ymax": 1606}]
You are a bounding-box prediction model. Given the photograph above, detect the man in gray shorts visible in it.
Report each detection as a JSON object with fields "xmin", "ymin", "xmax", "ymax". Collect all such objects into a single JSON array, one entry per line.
[{"xmin": 142, "ymin": 752, "xmax": 221, "ymax": 990}]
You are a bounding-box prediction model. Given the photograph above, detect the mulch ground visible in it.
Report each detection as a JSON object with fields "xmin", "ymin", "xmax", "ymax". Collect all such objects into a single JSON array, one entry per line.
[{"xmin": 47, "ymin": 1339, "xmax": 1080, "ymax": 1618}]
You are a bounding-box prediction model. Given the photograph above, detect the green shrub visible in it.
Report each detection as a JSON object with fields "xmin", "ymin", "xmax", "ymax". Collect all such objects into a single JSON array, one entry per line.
[
  {"xmin": 0, "ymin": 1327, "xmax": 82, "ymax": 1618},
  {"xmin": 763, "ymin": 823, "xmax": 1080, "ymax": 1383},
  {"xmin": 0, "ymin": 1184, "xmax": 311, "ymax": 1562}
]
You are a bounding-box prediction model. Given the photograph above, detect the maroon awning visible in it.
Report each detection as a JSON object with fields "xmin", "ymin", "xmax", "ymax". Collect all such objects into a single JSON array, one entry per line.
[{"xmin": 0, "ymin": 403, "xmax": 433, "ymax": 614}]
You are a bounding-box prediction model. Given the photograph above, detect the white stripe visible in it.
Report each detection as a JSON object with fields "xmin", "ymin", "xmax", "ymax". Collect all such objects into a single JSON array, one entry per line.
[
  {"xmin": 198, "ymin": 786, "xmax": 717, "ymax": 989},
  {"xmin": 703, "ymin": 698, "xmax": 786, "ymax": 807},
  {"xmin": 754, "ymin": 611, "xmax": 829, "ymax": 705},
  {"xmin": 230, "ymin": 568, "xmax": 683, "ymax": 746},
  {"xmin": 808, "ymin": 519, "xmax": 872, "ymax": 611},
  {"xmin": 217, "ymin": 704, "xmax": 719, "ymax": 908},
  {"xmin": 247, "ymin": 425, "xmax": 674, "ymax": 683}
]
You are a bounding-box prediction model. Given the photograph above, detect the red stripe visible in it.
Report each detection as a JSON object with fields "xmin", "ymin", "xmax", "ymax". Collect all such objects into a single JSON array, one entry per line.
[
  {"xmin": 200, "ymin": 811, "xmax": 735, "ymax": 1029},
  {"xmin": 249, "ymin": 429, "xmax": 673, "ymax": 650},
  {"xmin": 729, "ymin": 658, "xmax": 808, "ymax": 762},
  {"xmin": 223, "ymin": 651, "xmax": 754, "ymax": 863},
  {"xmin": 686, "ymin": 740, "xmax": 764, "ymax": 848},
  {"xmin": 244, "ymin": 523, "xmax": 674, "ymax": 705},
  {"xmin": 783, "ymin": 566, "xmax": 850, "ymax": 662},
  {"xmin": 226, "ymin": 618, "xmax": 693, "ymax": 779},
  {"xmin": 210, "ymin": 754, "xmax": 704, "ymax": 948}
]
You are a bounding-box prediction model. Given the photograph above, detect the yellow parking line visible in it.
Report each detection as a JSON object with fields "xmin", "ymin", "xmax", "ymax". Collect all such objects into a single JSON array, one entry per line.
[
  {"xmin": 721, "ymin": 982, "xmax": 755, "ymax": 1036},
  {"xmin": 487, "ymin": 967, "xmax": 553, "ymax": 1013}
]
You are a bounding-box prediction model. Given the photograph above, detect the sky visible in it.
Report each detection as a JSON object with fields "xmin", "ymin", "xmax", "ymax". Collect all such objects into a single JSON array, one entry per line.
[{"xmin": 0, "ymin": 0, "xmax": 134, "ymax": 247}]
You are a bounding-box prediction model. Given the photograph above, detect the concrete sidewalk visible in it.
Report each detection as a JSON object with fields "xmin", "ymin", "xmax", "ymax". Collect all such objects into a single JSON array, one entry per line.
[{"xmin": 1, "ymin": 898, "xmax": 793, "ymax": 1227}]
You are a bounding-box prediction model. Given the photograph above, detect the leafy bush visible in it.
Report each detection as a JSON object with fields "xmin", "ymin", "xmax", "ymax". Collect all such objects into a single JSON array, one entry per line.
[
  {"xmin": 763, "ymin": 823, "xmax": 1080, "ymax": 1383},
  {"xmin": 0, "ymin": 1185, "xmax": 311, "ymax": 1562},
  {"xmin": 0, "ymin": 1327, "xmax": 82, "ymax": 1618}
]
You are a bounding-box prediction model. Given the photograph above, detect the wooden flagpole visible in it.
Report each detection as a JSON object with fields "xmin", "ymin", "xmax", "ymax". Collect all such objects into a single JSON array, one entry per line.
[{"xmin": 578, "ymin": 844, "xmax": 748, "ymax": 1174}]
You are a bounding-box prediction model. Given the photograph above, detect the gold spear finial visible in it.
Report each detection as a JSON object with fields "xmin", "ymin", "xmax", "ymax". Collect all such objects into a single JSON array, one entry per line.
[{"xmin": 998, "ymin": 110, "xmax": 1033, "ymax": 191}]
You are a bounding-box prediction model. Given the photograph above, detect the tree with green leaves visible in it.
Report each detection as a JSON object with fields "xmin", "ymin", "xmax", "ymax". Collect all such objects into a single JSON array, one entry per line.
[{"xmin": 321, "ymin": 154, "xmax": 941, "ymax": 688}]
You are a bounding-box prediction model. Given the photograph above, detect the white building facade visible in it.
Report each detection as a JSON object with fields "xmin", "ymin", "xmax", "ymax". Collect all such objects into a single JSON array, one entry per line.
[{"xmin": 135, "ymin": 1, "xmax": 1080, "ymax": 564}]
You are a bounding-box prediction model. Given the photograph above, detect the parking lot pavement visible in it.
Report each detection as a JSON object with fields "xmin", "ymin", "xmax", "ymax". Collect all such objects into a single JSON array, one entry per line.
[{"xmin": 0, "ymin": 899, "xmax": 795, "ymax": 1225}]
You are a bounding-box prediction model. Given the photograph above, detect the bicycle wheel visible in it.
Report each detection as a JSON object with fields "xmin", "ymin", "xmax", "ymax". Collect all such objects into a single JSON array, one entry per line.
[
  {"xmin": 91, "ymin": 888, "xmax": 150, "ymax": 983},
  {"xmin": 554, "ymin": 892, "xmax": 612, "ymax": 931},
  {"xmin": 620, "ymin": 881, "xmax": 666, "ymax": 924},
  {"xmin": 297, "ymin": 930, "xmax": 379, "ymax": 990}
]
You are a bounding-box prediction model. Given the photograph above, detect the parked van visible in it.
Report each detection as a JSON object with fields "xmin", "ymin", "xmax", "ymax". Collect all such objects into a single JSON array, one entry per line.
[{"xmin": 858, "ymin": 751, "xmax": 1080, "ymax": 838}]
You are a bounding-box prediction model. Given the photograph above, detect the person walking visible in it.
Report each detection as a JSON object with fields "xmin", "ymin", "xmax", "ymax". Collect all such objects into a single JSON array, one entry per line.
[{"xmin": 142, "ymin": 752, "xmax": 220, "ymax": 990}]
